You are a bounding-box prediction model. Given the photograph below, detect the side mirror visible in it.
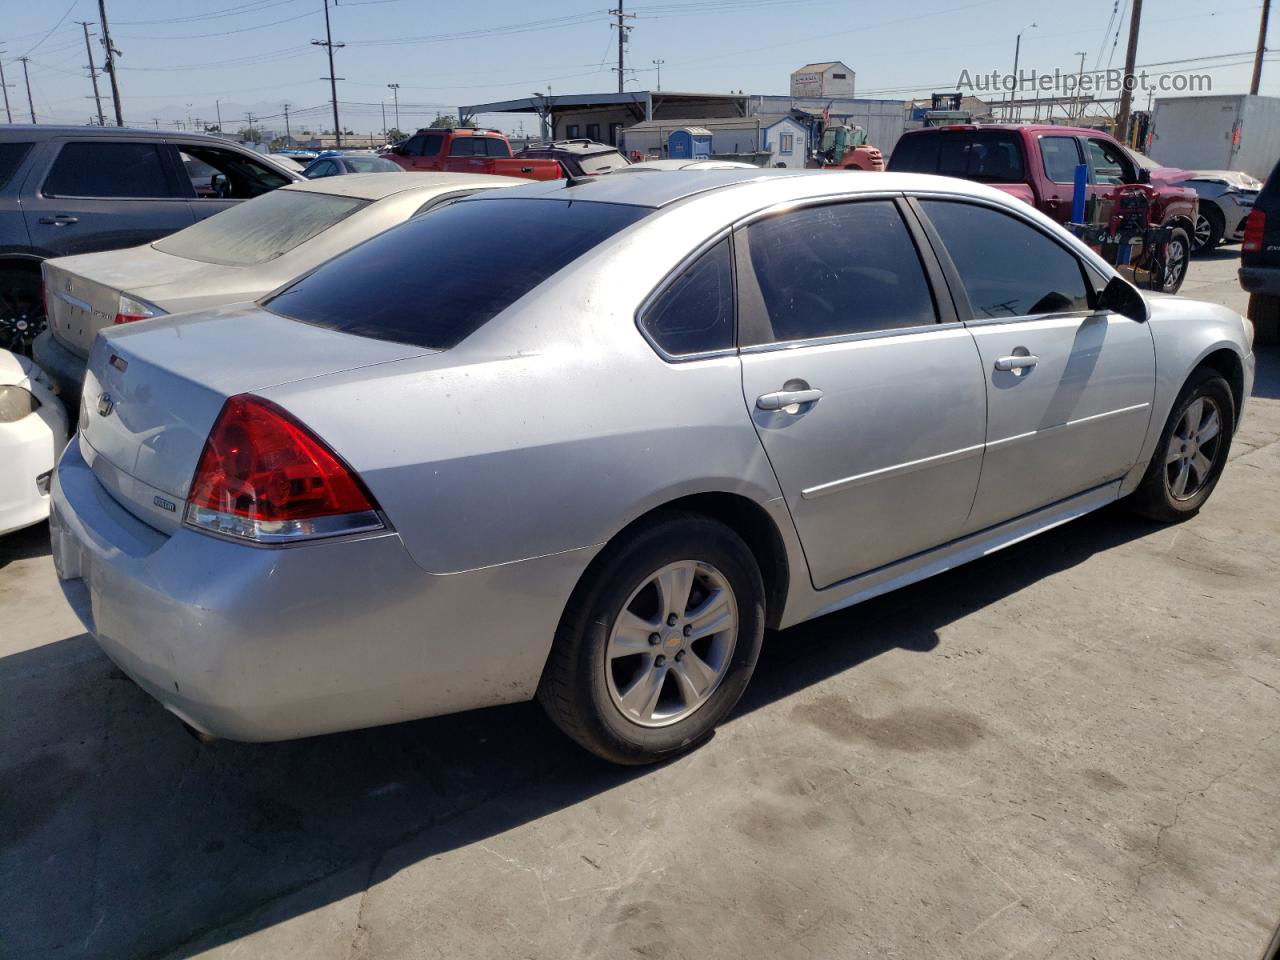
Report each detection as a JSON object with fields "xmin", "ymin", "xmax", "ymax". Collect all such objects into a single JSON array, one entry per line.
[
  {"xmin": 1098, "ymin": 275, "xmax": 1149, "ymax": 322},
  {"xmin": 1136, "ymin": 167, "xmax": 1151, "ymax": 184}
]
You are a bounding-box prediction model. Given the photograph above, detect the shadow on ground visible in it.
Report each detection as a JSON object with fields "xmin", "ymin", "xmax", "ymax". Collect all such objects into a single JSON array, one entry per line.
[
  {"xmin": 0, "ymin": 500, "xmax": 1169, "ymax": 960},
  {"xmin": 1252, "ymin": 345, "xmax": 1280, "ymax": 400},
  {"xmin": 0, "ymin": 520, "xmax": 52, "ymax": 572}
]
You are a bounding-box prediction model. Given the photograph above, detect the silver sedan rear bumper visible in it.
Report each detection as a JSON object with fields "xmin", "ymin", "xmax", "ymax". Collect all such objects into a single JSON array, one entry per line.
[{"xmin": 49, "ymin": 436, "xmax": 593, "ymax": 741}]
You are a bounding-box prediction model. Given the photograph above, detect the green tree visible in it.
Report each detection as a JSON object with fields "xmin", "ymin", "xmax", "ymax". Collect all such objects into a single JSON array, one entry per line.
[
  {"xmin": 386, "ymin": 126, "xmax": 405, "ymax": 142},
  {"xmin": 236, "ymin": 127, "xmax": 262, "ymax": 144}
]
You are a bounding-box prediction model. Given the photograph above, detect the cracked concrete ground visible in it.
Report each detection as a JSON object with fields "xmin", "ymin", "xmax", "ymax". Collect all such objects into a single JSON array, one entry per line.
[{"xmin": 1, "ymin": 250, "xmax": 1277, "ymax": 960}]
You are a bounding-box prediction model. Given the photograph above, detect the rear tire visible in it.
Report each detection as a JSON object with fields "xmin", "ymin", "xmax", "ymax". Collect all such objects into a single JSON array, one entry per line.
[
  {"xmin": 1129, "ymin": 367, "xmax": 1234, "ymax": 522},
  {"xmin": 1155, "ymin": 226, "xmax": 1191, "ymax": 294},
  {"xmin": 537, "ymin": 511, "xmax": 765, "ymax": 765}
]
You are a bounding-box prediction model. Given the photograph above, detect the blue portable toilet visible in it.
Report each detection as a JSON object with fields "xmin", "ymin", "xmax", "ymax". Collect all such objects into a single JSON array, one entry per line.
[{"xmin": 667, "ymin": 127, "xmax": 712, "ymax": 160}]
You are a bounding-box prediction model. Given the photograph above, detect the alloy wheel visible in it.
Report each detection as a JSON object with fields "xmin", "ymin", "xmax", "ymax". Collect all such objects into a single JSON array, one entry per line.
[
  {"xmin": 1162, "ymin": 236, "xmax": 1188, "ymax": 292},
  {"xmin": 1165, "ymin": 396, "xmax": 1222, "ymax": 500},
  {"xmin": 605, "ymin": 560, "xmax": 738, "ymax": 728},
  {"xmin": 1193, "ymin": 214, "xmax": 1212, "ymax": 251}
]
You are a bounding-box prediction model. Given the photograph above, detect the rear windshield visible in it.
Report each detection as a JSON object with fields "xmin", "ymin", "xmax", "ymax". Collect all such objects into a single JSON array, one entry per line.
[
  {"xmin": 345, "ymin": 156, "xmax": 399, "ymax": 173},
  {"xmin": 0, "ymin": 142, "xmax": 34, "ymax": 189},
  {"xmin": 265, "ymin": 197, "xmax": 650, "ymax": 349},
  {"xmin": 580, "ymin": 151, "xmax": 630, "ymax": 175},
  {"xmin": 154, "ymin": 188, "xmax": 367, "ymax": 266},
  {"xmin": 890, "ymin": 131, "xmax": 1026, "ymax": 182}
]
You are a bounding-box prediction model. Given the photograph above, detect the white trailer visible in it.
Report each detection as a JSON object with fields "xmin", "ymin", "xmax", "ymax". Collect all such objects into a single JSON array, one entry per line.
[{"xmin": 1149, "ymin": 94, "xmax": 1280, "ymax": 179}]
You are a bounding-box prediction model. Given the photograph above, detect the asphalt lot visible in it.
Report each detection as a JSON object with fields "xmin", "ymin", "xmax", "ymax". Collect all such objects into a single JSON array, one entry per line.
[{"xmin": 2, "ymin": 248, "xmax": 1277, "ymax": 960}]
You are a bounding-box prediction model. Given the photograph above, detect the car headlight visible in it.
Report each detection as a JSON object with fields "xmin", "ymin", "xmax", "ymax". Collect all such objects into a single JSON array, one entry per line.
[
  {"xmin": 0, "ymin": 384, "xmax": 41, "ymax": 423},
  {"xmin": 1225, "ymin": 188, "xmax": 1256, "ymax": 207}
]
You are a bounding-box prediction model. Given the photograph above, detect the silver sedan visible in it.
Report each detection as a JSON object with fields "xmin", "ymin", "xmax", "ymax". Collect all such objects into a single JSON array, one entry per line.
[
  {"xmin": 34, "ymin": 172, "xmax": 524, "ymax": 400},
  {"xmin": 49, "ymin": 170, "xmax": 1255, "ymax": 764}
]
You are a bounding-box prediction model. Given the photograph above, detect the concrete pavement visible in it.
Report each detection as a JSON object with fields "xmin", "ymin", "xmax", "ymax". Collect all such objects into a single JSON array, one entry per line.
[{"xmin": 1, "ymin": 250, "xmax": 1277, "ymax": 960}]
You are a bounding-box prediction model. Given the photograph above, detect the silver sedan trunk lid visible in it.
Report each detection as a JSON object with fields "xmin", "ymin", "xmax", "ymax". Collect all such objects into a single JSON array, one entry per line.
[{"xmin": 80, "ymin": 304, "xmax": 431, "ymax": 533}]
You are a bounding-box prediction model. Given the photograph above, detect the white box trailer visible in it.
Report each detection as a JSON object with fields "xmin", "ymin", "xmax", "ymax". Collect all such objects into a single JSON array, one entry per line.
[{"xmin": 1150, "ymin": 94, "xmax": 1280, "ymax": 179}]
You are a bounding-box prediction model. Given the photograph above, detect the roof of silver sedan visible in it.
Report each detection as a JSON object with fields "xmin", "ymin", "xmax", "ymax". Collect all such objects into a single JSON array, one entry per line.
[
  {"xmin": 282, "ymin": 170, "xmax": 526, "ymax": 200},
  {"xmin": 466, "ymin": 168, "xmax": 1010, "ymax": 209}
]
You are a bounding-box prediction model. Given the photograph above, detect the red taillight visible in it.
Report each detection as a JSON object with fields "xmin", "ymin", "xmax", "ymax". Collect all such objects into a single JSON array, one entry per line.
[
  {"xmin": 113, "ymin": 312, "xmax": 146, "ymax": 325},
  {"xmin": 1243, "ymin": 210, "xmax": 1266, "ymax": 253},
  {"xmin": 184, "ymin": 394, "xmax": 382, "ymax": 543}
]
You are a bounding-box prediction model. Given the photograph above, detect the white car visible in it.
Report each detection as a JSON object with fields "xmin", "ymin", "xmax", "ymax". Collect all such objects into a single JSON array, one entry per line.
[
  {"xmin": 33, "ymin": 172, "xmax": 524, "ymax": 400},
  {"xmin": 618, "ymin": 158, "xmax": 759, "ymax": 172},
  {"xmin": 0, "ymin": 350, "xmax": 68, "ymax": 535}
]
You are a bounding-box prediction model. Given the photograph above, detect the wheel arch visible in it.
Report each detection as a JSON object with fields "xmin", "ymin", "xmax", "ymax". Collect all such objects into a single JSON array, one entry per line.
[
  {"xmin": 1165, "ymin": 213, "xmax": 1196, "ymax": 238},
  {"xmin": 582, "ymin": 492, "xmax": 793, "ymax": 631},
  {"xmin": 1195, "ymin": 346, "xmax": 1245, "ymax": 426}
]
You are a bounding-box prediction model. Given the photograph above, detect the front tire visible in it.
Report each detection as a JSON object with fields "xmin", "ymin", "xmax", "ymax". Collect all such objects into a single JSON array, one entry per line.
[
  {"xmin": 538, "ymin": 511, "xmax": 765, "ymax": 765},
  {"xmin": 1155, "ymin": 226, "xmax": 1191, "ymax": 294},
  {"xmin": 1129, "ymin": 367, "xmax": 1234, "ymax": 522}
]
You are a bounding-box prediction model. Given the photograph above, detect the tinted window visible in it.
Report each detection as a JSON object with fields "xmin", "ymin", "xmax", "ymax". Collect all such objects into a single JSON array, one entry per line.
[
  {"xmin": 154, "ymin": 189, "xmax": 366, "ymax": 266},
  {"xmin": 888, "ymin": 132, "xmax": 939, "ymax": 173},
  {"xmin": 1086, "ymin": 138, "xmax": 1132, "ymax": 185},
  {"xmin": 1041, "ymin": 136, "xmax": 1082, "ymax": 183},
  {"xmin": 305, "ymin": 160, "xmax": 338, "ymax": 179},
  {"xmin": 403, "ymin": 135, "xmax": 427, "ymax": 155},
  {"xmin": 0, "ymin": 142, "xmax": 34, "ymax": 189},
  {"xmin": 937, "ymin": 133, "xmax": 1024, "ymax": 182},
  {"xmin": 745, "ymin": 200, "xmax": 936, "ymax": 343},
  {"xmin": 921, "ymin": 200, "xmax": 1090, "ymax": 318},
  {"xmin": 266, "ymin": 198, "xmax": 650, "ymax": 349},
  {"xmin": 641, "ymin": 239, "xmax": 734, "ymax": 356},
  {"xmin": 43, "ymin": 142, "xmax": 176, "ymax": 198}
]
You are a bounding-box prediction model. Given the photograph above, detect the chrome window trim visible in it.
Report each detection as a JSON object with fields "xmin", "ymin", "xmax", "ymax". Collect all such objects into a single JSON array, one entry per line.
[
  {"xmin": 963, "ymin": 308, "xmax": 1107, "ymax": 329},
  {"xmin": 738, "ymin": 319, "xmax": 968, "ymax": 355},
  {"xmin": 633, "ymin": 226, "xmax": 739, "ymax": 364},
  {"xmin": 730, "ymin": 189, "xmax": 905, "ymax": 231}
]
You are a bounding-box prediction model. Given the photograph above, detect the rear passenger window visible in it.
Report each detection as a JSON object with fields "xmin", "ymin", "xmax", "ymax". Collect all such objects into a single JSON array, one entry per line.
[
  {"xmin": 921, "ymin": 200, "xmax": 1090, "ymax": 318},
  {"xmin": 641, "ymin": 238, "xmax": 734, "ymax": 356},
  {"xmin": 937, "ymin": 133, "xmax": 1024, "ymax": 182},
  {"xmin": 1041, "ymin": 136, "xmax": 1082, "ymax": 183},
  {"xmin": 743, "ymin": 200, "xmax": 936, "ymax": 343},
  {"xmin": 43, "ymin": 142, "xmax": 176, "ymax": 198},
  {"xmin": 0, "ymin": 142, "xmax": 34, "ymax": 189}
]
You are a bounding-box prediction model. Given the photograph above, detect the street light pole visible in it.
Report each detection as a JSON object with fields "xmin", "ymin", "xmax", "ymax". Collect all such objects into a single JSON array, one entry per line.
[
  {"xmin": 652, "ymin": 58, "xmax": 664, "ymax": 92},
  {"xmin": 387, "ymin": 82, "xmax": 400, "ymax": 132},
  {"xmin": 1008, "ymin": 23, "xmax": 1036, "ymax": 121}
]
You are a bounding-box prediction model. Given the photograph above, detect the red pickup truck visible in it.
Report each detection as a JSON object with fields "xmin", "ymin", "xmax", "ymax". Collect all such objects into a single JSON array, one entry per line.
[
  {"xmin": 889, "ymin": 124, "xmax": 1199, "ymax": 293},
  {"xmin": 387, "ymin": 128, "xmax": 561, "ymax": 181}
]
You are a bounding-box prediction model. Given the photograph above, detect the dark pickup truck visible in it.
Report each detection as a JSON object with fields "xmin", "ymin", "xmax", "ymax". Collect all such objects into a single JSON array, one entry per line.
[
  {"xmin": 0, "ymin": 125, "xmax": 300, "ymax": 354},
  {"xmin": 1239, "ymin": 158, "xmax": 1280, "ymax": 344},
  {"xmin": 889, "ymin": 124, "xmax": 1199, "ymax": 294},
  {"xmin": 387, "ymin": 128, "xmax": 561, "ymax": 181}
]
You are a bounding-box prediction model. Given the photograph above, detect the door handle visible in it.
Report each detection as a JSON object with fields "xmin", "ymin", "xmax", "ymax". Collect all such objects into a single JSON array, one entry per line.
[
  {"xmin": 994, "ymin": 354, "xmax": 1039, "ymax": 371},
  {"xmin": 38, "ymin": 215, "xmax": 79, "ymax": 225},
  {"xmin": 756, "ymin": 388, "xmax": 823, "ymax": 411}
]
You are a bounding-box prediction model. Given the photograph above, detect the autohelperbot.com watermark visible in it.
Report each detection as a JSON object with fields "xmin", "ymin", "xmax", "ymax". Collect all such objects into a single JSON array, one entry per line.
[{"xmin": 955, "ymin": 67, "xmax": 1212, "ymax": 97}]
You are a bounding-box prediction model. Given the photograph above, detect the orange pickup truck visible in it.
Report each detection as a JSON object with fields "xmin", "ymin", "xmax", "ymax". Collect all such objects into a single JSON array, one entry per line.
[{"xmin": 387, "ymin": 128, "xmax": 561, "ymax": 180}]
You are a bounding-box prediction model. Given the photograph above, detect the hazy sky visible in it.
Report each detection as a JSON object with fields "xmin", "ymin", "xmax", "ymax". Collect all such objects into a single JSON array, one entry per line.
[{"xmin": 1, "ymin": 0, "xmax": 1271, "ymax": 136}]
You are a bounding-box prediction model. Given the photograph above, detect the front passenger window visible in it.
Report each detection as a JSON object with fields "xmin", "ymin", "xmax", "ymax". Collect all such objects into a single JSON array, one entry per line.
[
  {"xmin": 743, "ymin": 200, "xmax": 937, "ymax": 343},
  {"xmin": 920, "ymin": 199, "xmax": 1090, "ymax": 318}
]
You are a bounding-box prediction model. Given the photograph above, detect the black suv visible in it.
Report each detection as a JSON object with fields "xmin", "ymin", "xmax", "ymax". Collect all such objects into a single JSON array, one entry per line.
[
  {"xmin": 1239, "ymin": 159, "xmax": 1280, "ymax": 345},
  {"xmin": 514, "ymin": 139, "xmax": 630, "ymax": 177},
  {"xmin": 0, "ymin": 125, "xmax": 301, "ymax": 355}
]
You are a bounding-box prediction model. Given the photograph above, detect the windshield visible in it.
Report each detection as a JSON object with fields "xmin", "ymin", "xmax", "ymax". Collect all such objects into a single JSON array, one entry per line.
[
  {"xmin": 579, "ymin": 151, "xmax": 630, "ymax": 174},
  {"xmin": 265, "ymin": 197, "xmax": 651, "ymax": 349},
  {"xmin": 154, "ymin": 189, "xmax": 367, "ymax": 267}
]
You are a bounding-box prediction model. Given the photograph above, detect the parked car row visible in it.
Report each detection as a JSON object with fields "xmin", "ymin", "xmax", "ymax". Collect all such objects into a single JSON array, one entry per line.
[{"xmin": 25, "ymin": 162, "xmax": 1252, "ymax": 763}]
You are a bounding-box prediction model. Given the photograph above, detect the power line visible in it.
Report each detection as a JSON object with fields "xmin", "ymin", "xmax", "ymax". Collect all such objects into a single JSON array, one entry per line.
[
  {"xmin": 118, "ymin": 10, "xmax": 319, "ymax": 42},
  {"xmin": 23, "ymin": 0, "xmax": 80, "ymax": 56},
  {"xmin": 114, "ymin": 0, "xmax": 303, "ymax": 27}
]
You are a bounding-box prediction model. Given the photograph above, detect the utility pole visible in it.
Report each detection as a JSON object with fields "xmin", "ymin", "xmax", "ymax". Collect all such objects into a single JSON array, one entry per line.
[
  {"xmin": 1114, "ymin": 0, "xmax": 1142, "ymax": 143},
  {"xmin": 609, "ymin": 1, "xmax": 634, "ymax": 94},
  {"xmin": 1252, "ymin": 0, "xmax": 1271, "ymax": 95},
  {"xmin": 1073, "ymin": 51, "xmax": 1087, "ymax": 121},
  {"xmin": 245, "ymin": 111, "xmax": 256, "ymax": 142},
  {"xmin": 152, "ymin": 117, "xmax": 159, "ymax": 128},
  {"xmin": 0, "ymin": 52, "xmax": 12, "ymax": 124},
  {"xmin": 313, "ymin": 0, "xmax": 345, "ymax": 147},
  {"xmin": 215, "ymin": 99, "xmax": 222, "ymax": 132},
  {"xmin": 77, "ymin": 22, "xmax": 106, "ymax": 125},
  {"xmin": 387, "ymin": 82, "xmax": 400, "ymax": 131},
  {"xmin": 18, "ymin": 57, "xmax": 35, "ymax": 123},
  {"xmin": 97, "ymin": 0, "xmax": 124, "ymax": 125},
  {"xmin": 283, "ymin": 102, "xmax": 291, "ymax": 142},
  {"xmin": 380, "ymin": 101, "xmax": 386, "ymax": 139},
  {"xmin": 652, "ymin": 58, "xmax": 664, "ymax": 91}
]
